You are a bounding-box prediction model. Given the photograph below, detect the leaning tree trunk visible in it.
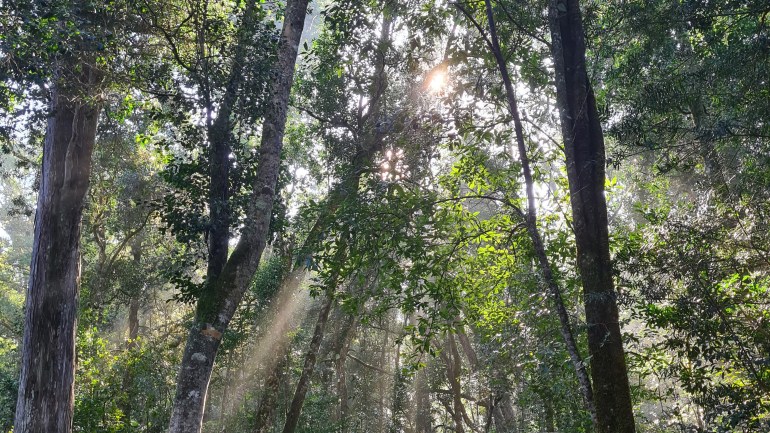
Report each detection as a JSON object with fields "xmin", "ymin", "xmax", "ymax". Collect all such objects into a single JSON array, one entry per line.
[
  {"xmin": 281, "ymin": 291, "xmax": 335, "ymax": 433},
  {"xmin": 14, "ymin": 65, "xmax": 102, "ymax": 433},
  {"xmin": 167, "ymin": 1, "xmax": 309, "ymax": 431},
  {"xmin": 548, "ymin": 1, "xmax": 636, "ymax": 432},
  {"xmin": 253, "ymin": 268, "xmax": 306, "ymax": 433}
]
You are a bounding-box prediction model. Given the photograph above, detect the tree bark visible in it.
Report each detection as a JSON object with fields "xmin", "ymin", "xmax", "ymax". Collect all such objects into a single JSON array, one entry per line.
[
  {"xmin": 491, "ymin": 393, "xmax": 516, "ymax": 433},
  {"xmin": 14, "ymin": 64, "xmax": 102, "ymax": 433},
  {"xmin": 548, "ymin": 1, "xmax": 636, "ymax": 432},
  {"xmin": 254, "ymin": 351, "xmax": 288, "ymax": 433},
  {"xmin": 167, "ymin": 1, "xmax": 309, "ymax": 431},
  {"xmin": 206, "ymin": 0, "xmax": 260, "ymax": 282},
  {"xmin": 120, "ymin": 242, "xmax": 143, "ymax": 426}
]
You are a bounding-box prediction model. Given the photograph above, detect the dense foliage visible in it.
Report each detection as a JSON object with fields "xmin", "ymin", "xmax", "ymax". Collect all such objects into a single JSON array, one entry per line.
[{"xmin": 0, "ymin": 0, "xmax": 768, "ymax": 432}]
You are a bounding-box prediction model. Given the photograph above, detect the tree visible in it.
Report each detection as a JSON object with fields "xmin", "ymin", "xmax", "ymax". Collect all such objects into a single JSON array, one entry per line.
[
  {"xmin": 167, "ymin": 1, "xmax": 310, "ymax": 430},
  {"xmin": 10, "ymin": 7, "xmax": 105, "ymax": 431},
  {"xmin": 548, "ymin": 0, "xmax": 635, "ymax": 431}
]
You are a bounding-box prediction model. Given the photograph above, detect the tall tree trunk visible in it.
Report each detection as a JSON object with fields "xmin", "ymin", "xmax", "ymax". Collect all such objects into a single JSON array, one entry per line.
[
  {"xmin": 14, "ymin": 64, "xmax": 102, "ymax": 433},
  {"xmin": 167, "ymin": 2, "xmax": 309, "ymax": 431},
  {"xmin": 548, "ymin": 1, "xmax": 636, "ymax": 432},
  {"xmin": 390, "ymin": 315, "xmax": 409, "ymax": 432},
  {"xmin": 206, "ymin": 0, "xmax": 260, "ymax": 282},
  {"xmin": 377, "ymin": 322, "xmax": 389, "ymax": 433},
  {"xmin": 127, "ymin": 297, "xmax": 140, "ymax": 345},
  {"xmin": 458, "ymin": 0, "xmax": 596, "ymax": 419},
  {"xmin": 281, "ymin": 291, "xmax": 335, "ymax": 433}
]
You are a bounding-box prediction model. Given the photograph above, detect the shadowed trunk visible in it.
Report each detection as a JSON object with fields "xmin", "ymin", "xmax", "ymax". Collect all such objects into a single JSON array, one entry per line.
[
  {"xmin": 544, "ymin": 397, "xmax": 555, "ymax": 433},
  {"xmin": 492, "ymin": 392, "xmax": 517, "ymax": 433},
  {"xmin": 14, "ymin": 64, "xmax": 102, "ymax": 433},
  {"xmin": 205, "ymin": 0, "xmax": 260, "ymax": 282},
  {"xmin": 548, "ymin": 1, "xmax": 636, "ymax": 432},
  {"xmin": 167, "ymin": 1, "xmax": 310, "ymax": 431},
  {"xmin": 254, "ymin": 352, "xmax": 288, "ymax": 433},
  {"xmin": 440, "ymin": 335, "xmax": 466, "ymax": 433}
]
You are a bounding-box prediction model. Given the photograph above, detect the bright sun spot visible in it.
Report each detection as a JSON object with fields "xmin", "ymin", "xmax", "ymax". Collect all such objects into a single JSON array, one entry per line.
[{"xmin": 428, "ymin": 70, "xmax": 447, "ymax": 93}]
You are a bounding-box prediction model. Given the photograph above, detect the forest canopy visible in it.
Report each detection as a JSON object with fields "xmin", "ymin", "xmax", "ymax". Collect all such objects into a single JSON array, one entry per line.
[{"xmin": 0, "ymin": 0, "xmax": 769, "ymax": 432}]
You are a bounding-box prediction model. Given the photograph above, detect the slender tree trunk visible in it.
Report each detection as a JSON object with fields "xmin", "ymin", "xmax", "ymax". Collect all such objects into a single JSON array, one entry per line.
[
  {"xmin": 120, "ymin": 243, "xmax": 142, "ymax": 426},
  {"xmin": 544, "ymin": 397, "xmax": 555, "ymax": 433},
  {"xmin": 548, "ymin": 1, "xmax": 635, "ymax": 432},
  {"xmin": 334, "ymin": 314, "xmax": 357, "ymax": 427},
  {"xmin": 414, "ymin": 365, "xmax": 432, "ymax": 433},
  {"xmin": 14, "ymin": 64, "xmax": 102, "ymax": 433},
  {"xmin": 280, "ymin": 12, "xmax": 393, "ymax": 432},
  {"xmin": 254, "ymin": 268, "xmax": 306, "ymax": 433},
  {"xmin": 441, "ymin": 336, "xmax": 466, "ymax": 433},
  {"xmin": 281, "ymin": 291, "xmax": 335, "ymax": 433},
  {"xmin": 168, "ymin": 2, "xmax": 309, "ymax": 431},
  {"xmin": 390, "ymin": 333, "xmax": 403, "ymax": 432},
  {"xmin": 254, "ymin": 352, "xmax": 288, "ymax": 433},
  {"xmin": 377, "ymin": 323, "xmax": 389, "ymax": 433},
  {"xmin": 463, "ymin": 0, "xmax": 596, "ymax": 420},
  {"xmin": 127, "ymin": 298, "xmax": 140, "ymax": 345}
]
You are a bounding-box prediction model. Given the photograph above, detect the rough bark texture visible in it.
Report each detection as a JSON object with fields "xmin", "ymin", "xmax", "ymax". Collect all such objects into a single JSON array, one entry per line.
[
  {"xmin": 14, "ymin": 65, "xmax": 102, "ymax": 433},
  {"xmin": 548, "ymin": 1, "xmax": 636, "ymax": 432},
  {"xmin": 167, "ymin": 1, "xmax": 309, "ymax": 431},
  {"xmin": 472, "ymin": 0, "xmax": 596, "ymax": 418}
]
